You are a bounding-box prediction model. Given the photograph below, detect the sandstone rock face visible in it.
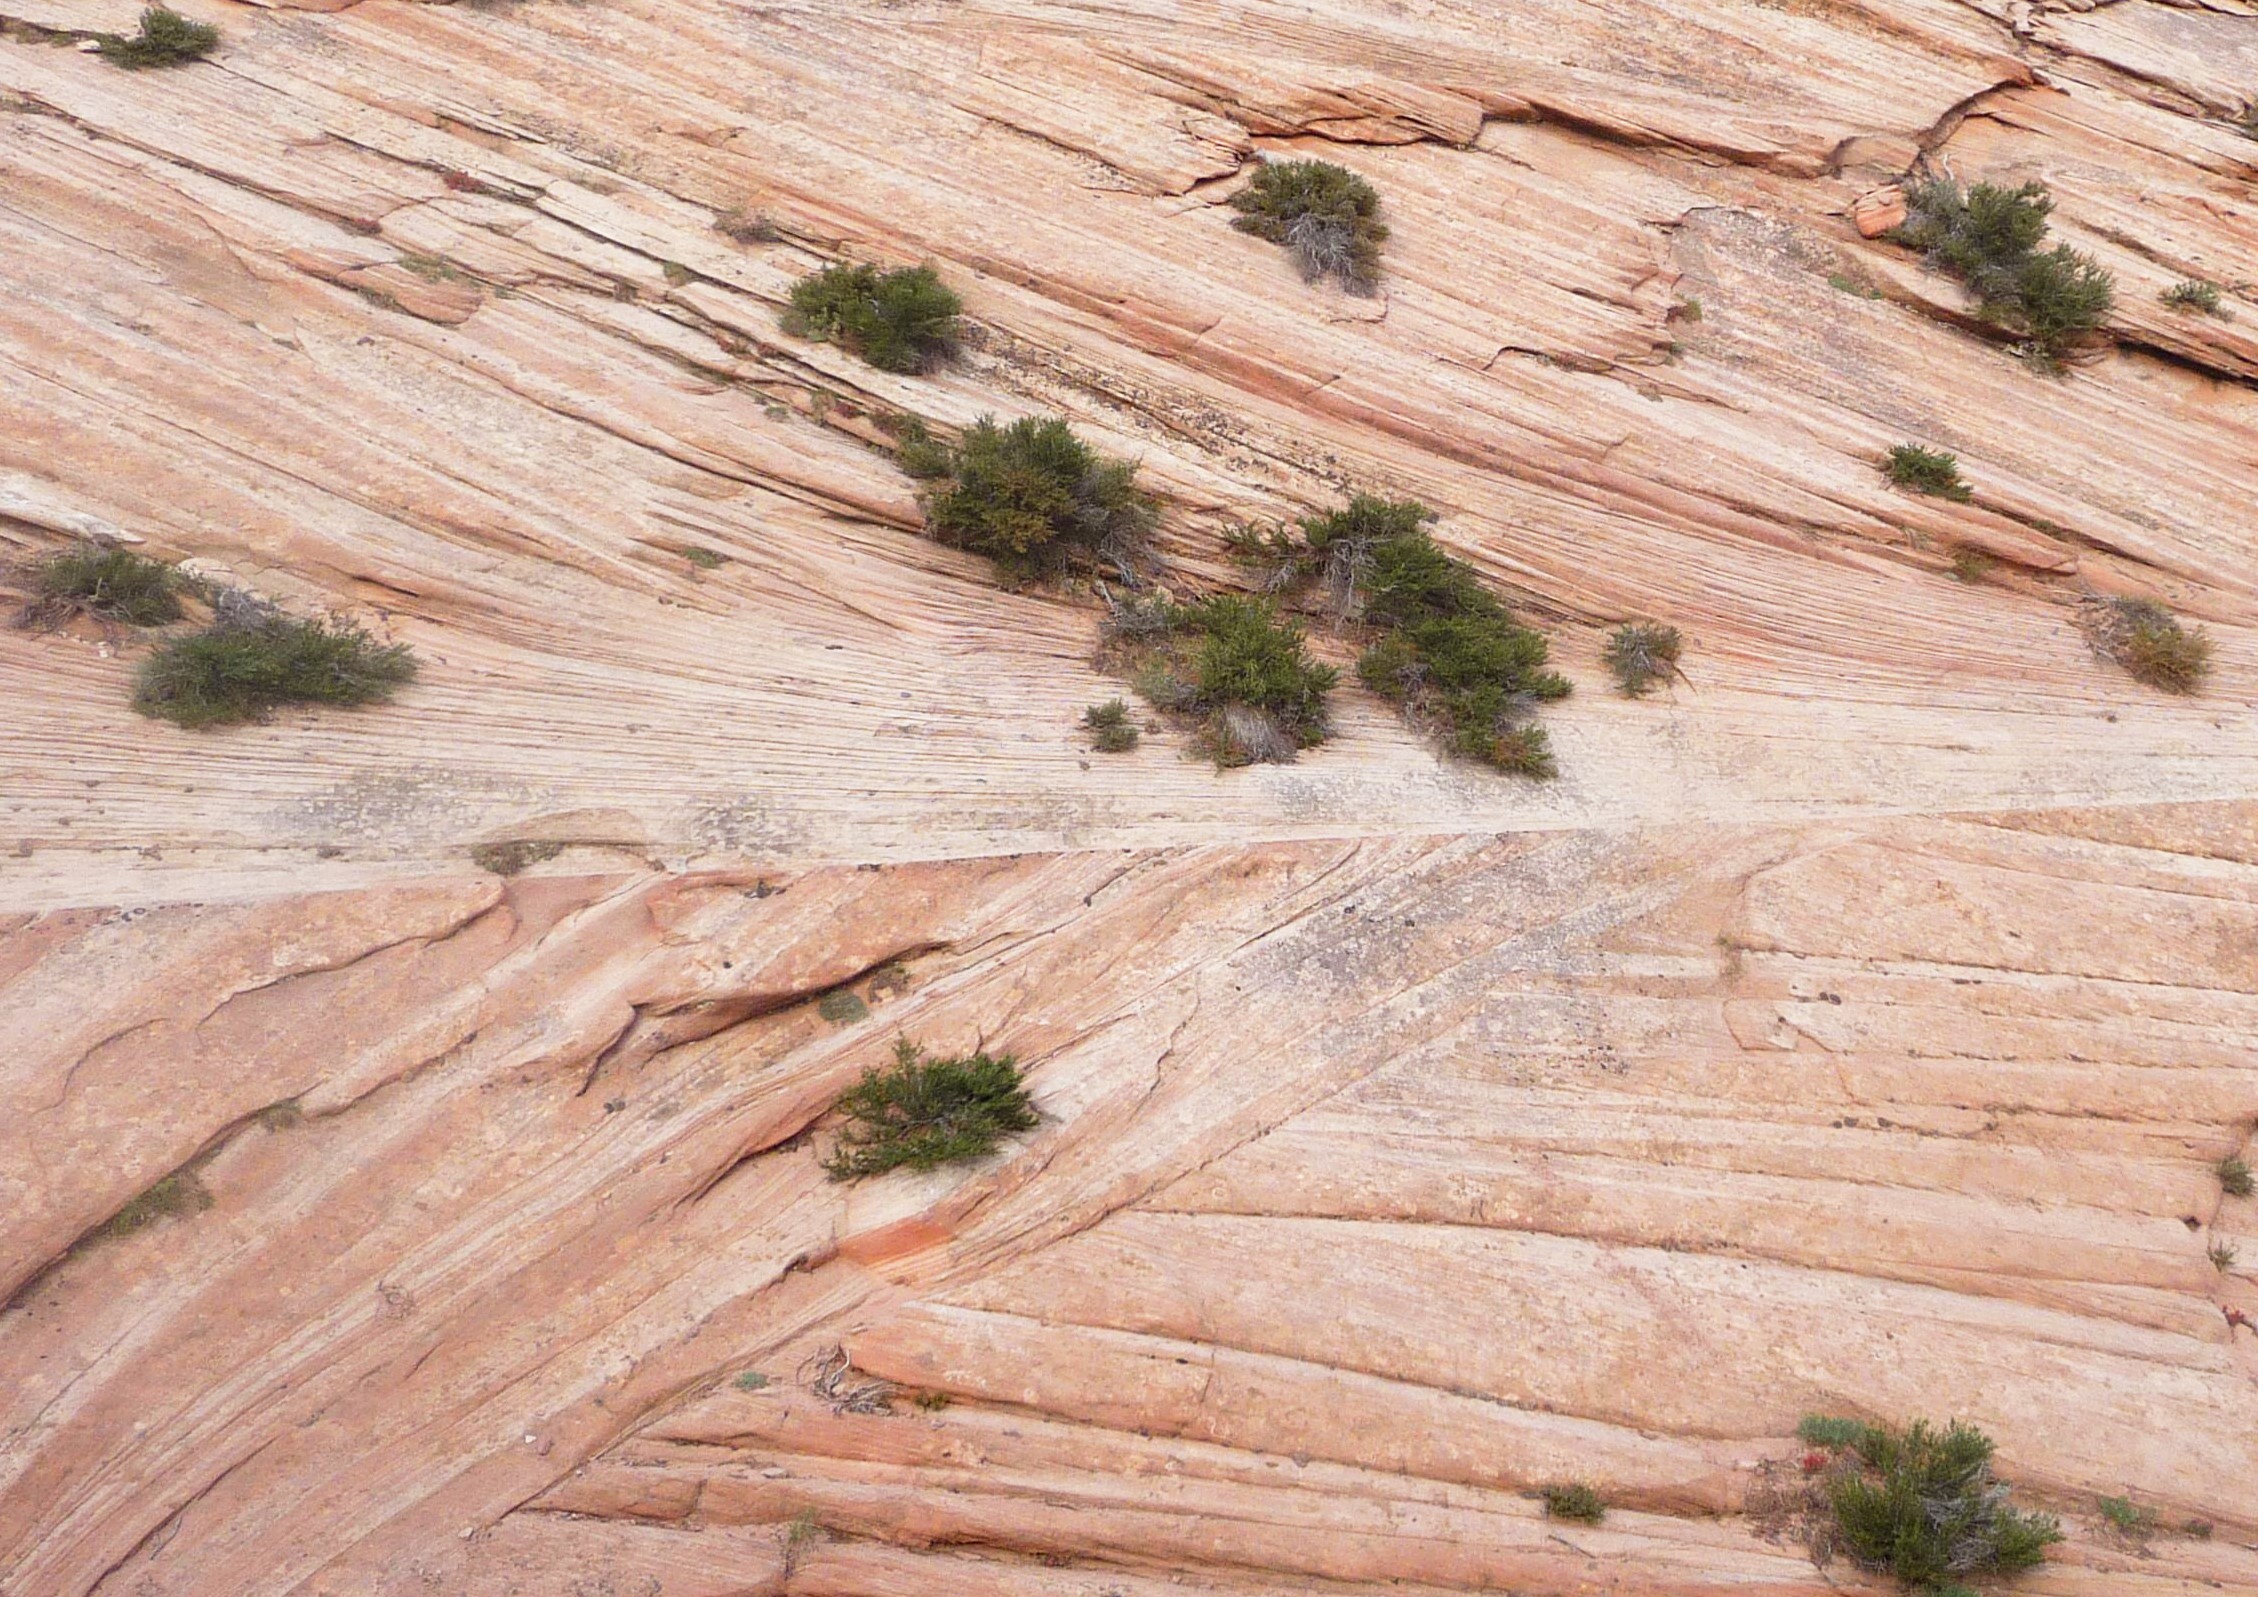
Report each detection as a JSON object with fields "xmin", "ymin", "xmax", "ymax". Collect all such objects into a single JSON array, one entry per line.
[{"xmin": 2, "ymin": 0, "xmax": 2255, "ymax": 1593}]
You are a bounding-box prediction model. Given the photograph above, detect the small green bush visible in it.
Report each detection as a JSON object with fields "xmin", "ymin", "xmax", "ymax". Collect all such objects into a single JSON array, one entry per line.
[
  {"xmin": 25, "ymin": 542, "xmax": 185, "ymax": 626},
  {"xmin": 2220, "ymin": 1154, "xmax": 2254, "ymax": 1198},
  {"xmin": 95, "ymin": 5, "xmax": 218, "ymax": 67},
  {"xmin": 2162, "ymin": 279, "xmax": 2224, "ymax": 316},
  {"xmin": 471, "ymin": 840, "xmax": 563, "ymax": 877},
  {"xmin": 1341, "ymin": 515, "xmax": 1568, "ymax": 777},
  {"xmin": 2097, "ymin": 1495, "xmax": 2156, "ymax": 1538},
  {"xmin": 2210, "ymin": 1237, "xmax": 2238, "ymax": 1272},
  {"xmin": 1948, "ymin": 546, "xmax": 1993, "ymax": 585},
  {"xmin": 99, "ymin": 1170, "xmax": 212, "ymax": 1240},
  {"xmin": 822, "ymin": 1039, "xmax": 1039, "ymax": 1180},
  {"xmin": 134, "ymin": 599, "xmax": 417, "ymax": 728},
  {"xmin": 1797, "ymin": 1414, "xmax": 1877, "ymax": 1450},
  {"xmin": 784, "ymin": 263, "xmax": 962, "ymax": 373},
  {"xmin": 917, "ymin": 415, "xmax": 1156, "ymax": 578},
  {"xmin": 1884, "ymin": 444, "xmax": 1973, "ymax": 502},
  {"xmin": 1541, "ymin": 1483, "xmax": 1606, "ymax": 1524},
  {"xmin": 1083, "ymin": 698, "xmax": 1139, "ymax": 752},
  {"xmin": 2083, "ymin": 596, "xmax": 2211, "ymax": 694},
  {"xmin": 1891, "ymin": 178, "xmax": 2114, "ymax": 367},
  {"xmin": 1603, "ymin": 622, "xmax": 1683, "ymax": 697},
  {"xmin": 1229, "ymin": 158, "xmax": 1388, "ymax": 294},
  {"xmin": 1825, "ymin": 1419, "xmax": 2060, "ymax": 1593},
  {"xmin": 1190, "ymin": 596, "xmax": 1336, "ymax": 739},
  {"xmin": 1105, "ymin": 594, "xmax": 1336, "ymax": 765},
  {"xmin": 732, "ymin": 1370, "xmax": 771, "ymax": 1392}
]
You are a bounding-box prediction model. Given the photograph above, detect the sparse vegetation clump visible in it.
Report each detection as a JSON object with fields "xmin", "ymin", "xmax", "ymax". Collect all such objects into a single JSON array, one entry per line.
[
  {"xmin": 2081, "ymin": 596, "xmax": 2211, "ymax": 694},
  {"xmin": 916, "ymin": 415, "xmax": 1156, "ymax": 579},
  {"xmin": 716, "ymin": 208, "xmax": 783, "ymax": 244},
  {"xmin": 99, "ymin": 1170, "xmax": 213, "ymax": 1239},
  {"xmin": 1229, "ymin": 158, "xmax": 1388, "ymax": 294},
  {"xmin": 1346, "ymin": 508, "xmax": 1570, "ymax": 777},
  {"xmin": 822, "ymin": 1039, "xmax": 1040, "ymax": 1180},
  {"xmin": 95, "ymin": 5, "xmax": 218, "ymax": 68},
  {"xmin": 2210, "ymin": 1237, "xmax": 2239, "ymax": 1272},
  {"xmin": 1541, "ymin": 1483, "xmax": 1607, "ymax": 1523},
  {"xmin": 1226, "ymin": 494, "xmax": 1570, "ymax": 775},
  {"xmin": 470, "ymin": 840, "xmax": 563, "ymax": 877},
  {"xmin": 2162, "ymin": 279, "xmax": 2225, "ymax": 316},
  {"xmin": 22, "ymin": 542, "xmax": 186, "ymax": 627},
  {"xmin": 2098, "ymin": 1494, "xmax": 2157, "ymax": 1540},
  {"xmin": 1106, "ymin": 594, "xmax": 1337, "ymax": 766},
  {"xmin": 1802, "ymin": 1417, "xmax": 2060, "ymax": 1595},
  {"xmin": 784, "ymin": 262, "xmax": 962, "ymax": 373},
  {"xmin": 1603, "ymin": 621, "xmax": 1684, "ymax": 697},
  {"xmin": 1884, "ymin": 444, "xmax": 1974, "ymax": 503},
  {"xmin": 133, "ymin": 595, "xmax": 417, "ymax": 729},
  {"xmin": 1083, "ymin": 698, "xmax": 1139, "ymax": 752},
  {"xmin": 1891, "ymin": 178, "xmax": 2114, "ymax": 368},
  {"xmin": 1948, "ymin": 546, "xmax": 1993, "ymax": 585},
  {"xmin": 2220, "ymin": 1154, "xmax": 2253, "ymax": 1197}
]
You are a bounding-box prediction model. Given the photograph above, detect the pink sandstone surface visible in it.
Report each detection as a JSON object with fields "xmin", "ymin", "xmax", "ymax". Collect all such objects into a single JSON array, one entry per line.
[{"xmin": 2, "ymin": 0, "xmax": 2256, "ymax": 1591}]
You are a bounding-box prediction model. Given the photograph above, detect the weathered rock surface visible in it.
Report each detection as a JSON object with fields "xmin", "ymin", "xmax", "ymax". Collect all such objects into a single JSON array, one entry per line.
[{"xmin": 3, "ymin": 0, "xmax": 2256, "ymax": 1591}]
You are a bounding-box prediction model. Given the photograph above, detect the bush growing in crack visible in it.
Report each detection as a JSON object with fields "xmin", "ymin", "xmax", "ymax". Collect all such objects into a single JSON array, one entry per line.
[
  {"xmin": 1889, "ymin": 178, "xmax": 2114, "ymax": 370},
  {"xmin": 1603, "ymin": 621, "xmax": 1684, "ymax": 697},
  {"xmin": 19, "ymin": 541, "xmax": 187, "ymax": 628},
  {"xmin": 134, "ymin": 590, "xmax": 418, "ymax": 729},
  {"xmin": 913, "ymin": 415, "xmax": 1156, "ymax": 581},
  {"xmin": 1101, "ymin": 592, "xmax": 1337, "ymax": 767},
  {"xmin": 1884, "ymin": 444, "xmax": 1973, "ymax": 502},
  {"xmin": 1228, "ymin": 494, "xmax": 1570, "ymax": 776},
  {"xmin": 2079, "ymin": 596, "xmax": 2211, "ymax": 695},
  {"xmin": 822, "ymin": 1039, "xmax": 1039, "ymax": 1180},
  {"xmin": 96, "ymin": 5, "xmax": 217, "ymax": 68},
  {"xmin": 1801, "ymin": 1416, "xmax": 2060, "ymax": 1596},
  {"xmin": 1229, "ymin": 158, "xmax": 1388, "ymax": 294},
  {"xmin": 783, "ymin": 262, "xmax": 961, "ymax": 373}
]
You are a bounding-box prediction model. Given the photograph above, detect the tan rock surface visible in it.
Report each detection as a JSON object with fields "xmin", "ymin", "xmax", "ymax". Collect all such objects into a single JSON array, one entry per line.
[{"xmin": 3, "ymin": 0, "xmax": 2256, "ymax": 1592}]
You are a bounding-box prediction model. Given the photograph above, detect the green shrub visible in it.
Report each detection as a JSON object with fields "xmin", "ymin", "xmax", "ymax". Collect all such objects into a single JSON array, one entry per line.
[
  {"xmin": 471, "ymin": 840, "xmax": 563, "ymax": 877},
  {"xmin": 1948, "ymin": 546, "xmax": 1993, "ymax": 584},
  {"xmin": 95, "ymin": 5, "xmax": 218, "ymax": 67},
  {"xmin": 2210, "ymin": 1237, "xmax": 2238, "ymax": 1272},
  {"xmin": 1891, "ymin": 178, "xmax": 2114, "ymax": 366},
  {"xmin": 1331, "ymin": 512, "xmax": 1567, "ymax": 777},
  {"xmin": 822, "ymin": 1039, "xmax": 1039, "ymax": 1180},
  {"xmin": 784, "ymin": 263, "xmax": 962, "ymax": 373},
  {"xmin": 1884, "ymin": 444, "xmax": 1973, "ymax": 502},
  {"xmin": 1603, "ymin": 621, "xmax": 1683, "ymax": 697},
  {"xmin": 1190, "ymin": 597, "xmax": 1335, "ymax": 736},
  {"xmin": 98, "ymin": 1170, "xmax": 212, "ymax": 1240},
  {"xmin": 1105, "ymin": 593, "xmax": 1336, "ymax": 765},
  {"xmin": 2082, "ymin": 596, "xmax": 2211, "ymax": 694},
  {"xmin": 1825, "ymin": 1419, "xmax": 2060, "ymax": 1593},
  {"xmin": 917, "ymin": 415, "xmax": 1155, "ymax": 577},
  {"xmin": 134, "ymin": 598, "xmax": 417, "ymax": 728},
  {"xmin": 1797, "ymin": 1415, "xmax": 1877, "ymax": 1449},
  {"xmin": 1541, "ymin": 1483, "xmax": 1606, "ymax": 1523},
  {"xmin": 732, "ymin": 1370, "xmax": 771, "ymax": 1392},
  {"xmin": 716, "ymin": 208, "xmax": 783, "ymax": 244},
  {"xmin": 2097, "ymin": 1495, "xmax": 2156, "ymax": 1538},
  {"xmin": 25, "ymin": 542, "xmax": 185, "ymax": 626},
  {"xmin": 1083, "ymin": 698, "xmax": 1139, "ymax": 752},
  {"xmin": 1229, "ymin": 159, "xmax": 1388, "ymax": 294},
  {"xmin": 2014, "ymin": 246, "xmax": 2115, "ymax": 358},
  {"xmin": 2220, "ymin": 1155, "xmax": 2253, "ymax": 1197},
  {"xmin": 2162, "ymin": 279, "xmax": 2224, "ymax": 316}
]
